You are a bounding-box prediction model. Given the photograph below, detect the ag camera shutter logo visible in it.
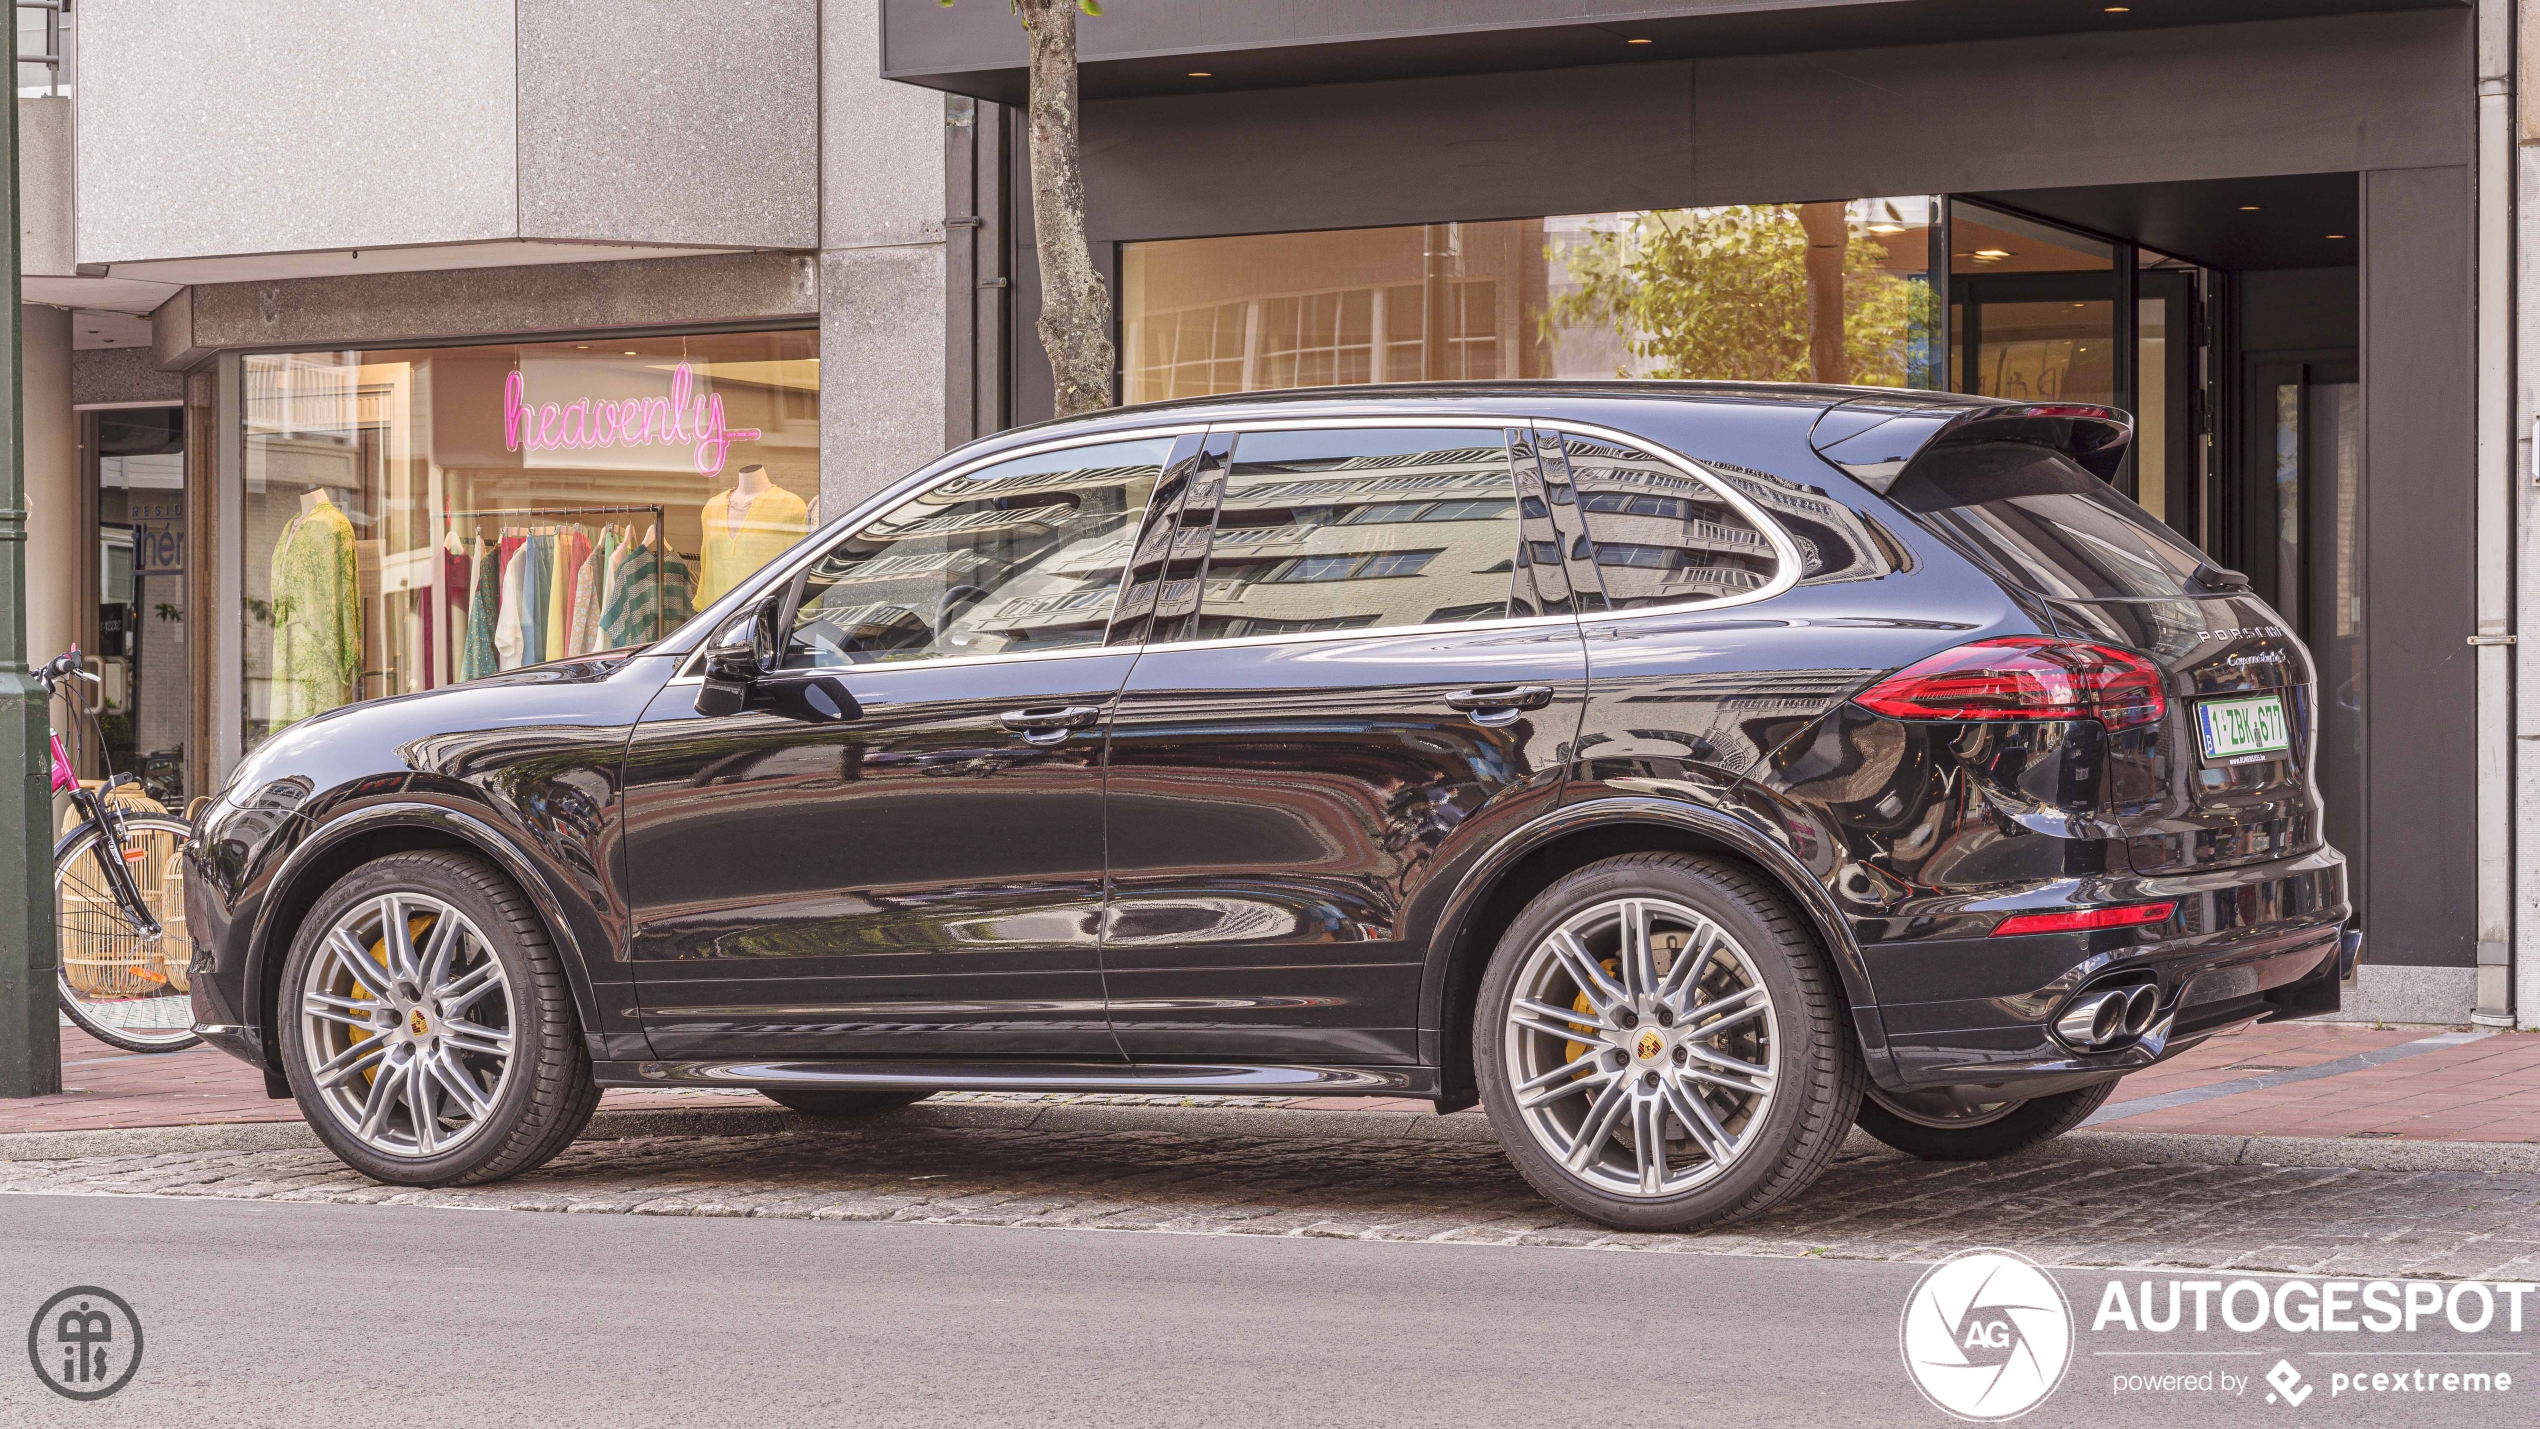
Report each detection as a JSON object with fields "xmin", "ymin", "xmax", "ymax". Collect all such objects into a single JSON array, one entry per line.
[{"xmin": 1900, "ymin": 1248, "xmax": 2074, "ymax": 1421}]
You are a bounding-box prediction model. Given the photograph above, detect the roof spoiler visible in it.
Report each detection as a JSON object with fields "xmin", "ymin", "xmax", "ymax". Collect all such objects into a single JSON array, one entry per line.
[{"xmin": 1810, "ymin": 400, "xmax": 2134, "ymax": 491}]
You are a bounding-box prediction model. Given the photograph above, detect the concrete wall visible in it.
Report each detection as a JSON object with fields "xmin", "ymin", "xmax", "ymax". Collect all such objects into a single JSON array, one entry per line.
[
  {"xmin": 518, "ymin": 0, "xmax": 818, "ymax": 249},
  {"xmin": 20, "ymin": 307, "xmax": 77, "ymax": 690},
  {"xmin": 76, "ymin": 0, "xmax": 518, "ymax": 264},
  {"xmin": 76, "ymin": 0, "xmax": 820, "ymax": 267},
  {"xmin": 819, "ymin": 0, "xmax": 948, "ymax": 518},
  {"xmin": 149, "ymin": 251, "xmax": 817, "ymax": 366},
  {"xmin": 20, "ymin": 98, "xmax": 71, "ymax": 278}
]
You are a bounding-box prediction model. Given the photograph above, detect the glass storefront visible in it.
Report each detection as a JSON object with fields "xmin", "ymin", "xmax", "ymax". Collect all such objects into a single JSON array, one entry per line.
[
  {"xmin": 1122, "ymin": 198, "xmax": 1940, "ymax": 399},
  {"xmin": 238, "ymin": 330, "xmax": 819, "ymax": 751},
  {"xmin": 93, "ymin": 407, "xmax": 188, "ymax": 803}
]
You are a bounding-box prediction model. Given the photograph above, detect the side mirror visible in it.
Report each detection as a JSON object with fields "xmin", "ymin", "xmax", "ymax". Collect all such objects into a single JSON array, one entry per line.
[{"xmin": 696, "ymin": 598, "xmax": 780, "ymax": 717}]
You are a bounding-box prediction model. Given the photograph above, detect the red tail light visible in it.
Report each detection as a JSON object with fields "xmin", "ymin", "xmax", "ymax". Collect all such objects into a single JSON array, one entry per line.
[
  {"xmin": 1990, "ymin": 902, "xmax": 2176, "ymax": 938},
  {"xmin": 1853, "ymin": 637, "xmax": 2166, "ymax": 730}
]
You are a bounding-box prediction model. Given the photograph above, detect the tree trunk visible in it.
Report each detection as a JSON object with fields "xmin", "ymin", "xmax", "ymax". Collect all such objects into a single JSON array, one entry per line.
[
  {"xmin": 1018, "ymin": 0, "xmax": 1115, "ymax": 416},
  {"xmin": 1797, "ymin": 201, "xmax": 1849, "ymax": 386}
]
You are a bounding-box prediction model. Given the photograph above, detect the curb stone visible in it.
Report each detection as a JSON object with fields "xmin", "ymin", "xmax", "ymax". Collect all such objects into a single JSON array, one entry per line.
[{"xmin": 1, "ymin": 1101, "xmax": 2535, "ymax": 1175}]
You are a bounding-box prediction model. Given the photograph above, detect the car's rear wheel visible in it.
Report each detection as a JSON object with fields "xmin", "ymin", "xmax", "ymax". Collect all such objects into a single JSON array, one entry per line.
[
  {"xmin": 280, "ymin": 852, "xmax": 598, "ymax": 1186},
  {"xmin": 1475, "ymin": 853, "xmax": 1861, "ymax": 1232},
  {"xmin": 763, "ymin": 1088, "xmax": 929, "ymax": 1118},
  {"xmin": 1854, "ymin": 1080, "xmax": 2118, "ymax": 1161}
]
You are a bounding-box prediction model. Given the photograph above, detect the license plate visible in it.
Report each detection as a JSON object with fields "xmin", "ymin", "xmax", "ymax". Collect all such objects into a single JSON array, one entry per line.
[{"xmin": 2196, "ymin": 694, "xmax": 2291, "ymax": 764}]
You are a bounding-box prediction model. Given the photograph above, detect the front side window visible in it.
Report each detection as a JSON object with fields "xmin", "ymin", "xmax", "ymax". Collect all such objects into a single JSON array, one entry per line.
[
  {"xmin": 780, "ymin": 438, "xmax": 1171, "ymax": 666},
  {"xmin": 1180, "ymin": 427, "xmax": 1526, "ymax": 641}
]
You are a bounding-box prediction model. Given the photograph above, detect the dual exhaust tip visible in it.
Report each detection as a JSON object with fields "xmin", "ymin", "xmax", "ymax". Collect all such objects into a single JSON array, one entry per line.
[{"xmin": 2054, "ymin": 983, "xmax": 2160, "ymax": 1051}]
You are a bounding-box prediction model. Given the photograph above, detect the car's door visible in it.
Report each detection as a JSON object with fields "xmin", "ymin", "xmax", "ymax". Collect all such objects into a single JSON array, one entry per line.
[
  {"xmin": 621, "ymin": 432, "xmax": 1190, "ymax": 1061},
  {"xmin": 1100, "ymin": 421, "xmax": 1591, "ymax": 1067}
]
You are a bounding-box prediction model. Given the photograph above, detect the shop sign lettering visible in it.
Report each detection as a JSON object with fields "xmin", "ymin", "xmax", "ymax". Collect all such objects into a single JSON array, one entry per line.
[
  {"xmin": 132, "ymin": 520, "xmax": 183, "ymax": 578},
  {"xmin": 502, "ymin": 360, "xmax": 762, "ymax": 477}
]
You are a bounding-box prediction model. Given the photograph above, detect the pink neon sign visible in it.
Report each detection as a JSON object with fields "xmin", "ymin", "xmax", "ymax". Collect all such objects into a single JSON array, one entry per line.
[{"xmin": 503, "ymin": 360, "xmax": 763, "ymax": 477}]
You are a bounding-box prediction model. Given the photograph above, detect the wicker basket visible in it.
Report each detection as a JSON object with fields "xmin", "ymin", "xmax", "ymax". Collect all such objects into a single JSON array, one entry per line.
[{"xmin": 57, "ymin": 786, "xmax": 190, "ymax": 1000}]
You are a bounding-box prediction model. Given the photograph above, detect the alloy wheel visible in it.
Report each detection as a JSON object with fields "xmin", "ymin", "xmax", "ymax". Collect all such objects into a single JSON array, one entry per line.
[
  {"xmin": 298, "ymin": 892, "xmax": 516, "ymax": 1159},
  {"xmin": 1502, "ymin": 895, "xmax": 1780, "ymax": 1198}
]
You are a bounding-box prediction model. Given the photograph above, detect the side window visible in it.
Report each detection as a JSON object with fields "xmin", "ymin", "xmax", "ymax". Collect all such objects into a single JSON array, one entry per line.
[
  {"xmin": 780, "ymin": 437, "xmax": 1171, "ymax": 666},
  {"xmin": 1552, "ymin": 431, "xmax": 1788, "ymax": 608},
  {"xmin": 1176, "ymin": 427, "xmax": 1525, "ymax": 641}
]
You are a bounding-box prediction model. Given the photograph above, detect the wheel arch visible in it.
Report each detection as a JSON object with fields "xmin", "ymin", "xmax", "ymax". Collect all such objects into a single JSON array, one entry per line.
[
  {"xmin": 1420, "ymin": 797, "xmax": 1891, "ymax": 1111},
  {"xmin": 243, "ymin": 802, "xmax": 607, "ymax": 1077}
]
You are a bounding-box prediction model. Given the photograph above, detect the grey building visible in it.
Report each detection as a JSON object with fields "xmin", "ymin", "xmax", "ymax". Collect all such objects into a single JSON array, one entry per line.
[
  {"xmin": 21, "ymin": 2, "xmax": 945, "ymax": 810},
  {"xmin": 879, "ymin": 0, "xmax": 2526, "ymax": 1028}
]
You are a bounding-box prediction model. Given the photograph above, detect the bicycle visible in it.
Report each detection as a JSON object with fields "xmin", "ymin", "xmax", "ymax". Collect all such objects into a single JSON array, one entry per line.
[{"xmin": 37, "ymin": 647, "xmax": 201, "ymax": 1053}]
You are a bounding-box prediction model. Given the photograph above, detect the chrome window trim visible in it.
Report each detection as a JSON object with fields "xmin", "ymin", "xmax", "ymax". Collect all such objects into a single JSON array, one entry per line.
[{"xmin": 665, "ymin": 410, "xmax": 1805, "ymax": 682}]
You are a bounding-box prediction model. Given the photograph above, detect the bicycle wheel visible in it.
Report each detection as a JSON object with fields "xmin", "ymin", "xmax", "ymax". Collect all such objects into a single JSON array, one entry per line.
[{"xmin": 55, "ymin": 813, "xmax": 202, "ymax": 1052}]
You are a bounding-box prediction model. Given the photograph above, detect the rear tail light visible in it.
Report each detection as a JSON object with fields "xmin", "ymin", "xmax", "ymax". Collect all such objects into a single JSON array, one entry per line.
[
  {"xmin": 1853, "ymin": 636, "xmax": 2166, "ymax": 730},
  {"xmin": 1990, "ymin": 902, "xmax": 2175, "ymax": 938}
]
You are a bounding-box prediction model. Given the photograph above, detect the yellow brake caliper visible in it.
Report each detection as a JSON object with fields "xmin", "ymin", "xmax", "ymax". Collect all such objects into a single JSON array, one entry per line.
[{"xmin": 345, "ymin": 913, "xmax": 434, "ymax": 1086}]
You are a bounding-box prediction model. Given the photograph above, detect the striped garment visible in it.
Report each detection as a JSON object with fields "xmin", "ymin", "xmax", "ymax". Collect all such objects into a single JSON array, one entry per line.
[{"xmin": 599, "ymin": 544, "xmax": 695, "ymax": 648}]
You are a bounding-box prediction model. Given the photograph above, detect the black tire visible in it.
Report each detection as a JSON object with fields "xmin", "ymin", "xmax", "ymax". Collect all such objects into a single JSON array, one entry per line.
[
  {"xmin": 278, "ymin": 851, "xmax": 599, "ymax": 1186},
  {"xmin": 763, "ymin": 1088, "xmax": 930, "ymax": 1118},
  {"xmin": 1854, "ymin": 1080, "xmax": 2118, "ymax": 1161},
  {"xmin": 1474, "ymin": 852, "xmax": 1863, "ymax": 1233}
]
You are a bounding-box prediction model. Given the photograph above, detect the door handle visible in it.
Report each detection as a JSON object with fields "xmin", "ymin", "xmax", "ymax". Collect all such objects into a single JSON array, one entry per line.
[
  {"xmin": 998, "ymin": 704, "xmax": 1104, "ymax": 746},
  {"xmin": 1445, "ymin": 684, "xmax": 1556, "ymax": 728}
]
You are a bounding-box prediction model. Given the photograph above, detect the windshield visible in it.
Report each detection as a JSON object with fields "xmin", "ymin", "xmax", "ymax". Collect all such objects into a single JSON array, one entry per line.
[{"xmin": 1885, "ymin": 441, "xmax": 2208, "ymax": 600}]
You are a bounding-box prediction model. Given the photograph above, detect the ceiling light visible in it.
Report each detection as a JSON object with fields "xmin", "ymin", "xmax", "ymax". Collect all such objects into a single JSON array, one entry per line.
[
  {"xmin": 1973, "ymin": 248, "xmax": 2010, "ymax": 260},
  {"xmin": 624, "ymin": 350, "xmax": 639, "ymax": 356},
  {"xmin": 1626, "ymin": 38, "xmax": 1653, "ymax": 45},
  {"xmin": 2239, "ymin": 205, "xmax": 2261, "ymax": 212},
  {"xmin": 2104, "ymin": 5, "xmax": 2129, "ymax": 11},
  {"xmin": 576, "ymin": 344, "xmax": 591, "ymax": 350},
  {"xmin": 1187, "ymin": 70, "xmax": 1212, "ymax": 77},
  {"xmin": 1867, "ymin": 223, "xmax": 1906, "ymax": 234},
  {"xmin": 2326, "ymin": 233, "xmax": 2348, "ymax": 239}
]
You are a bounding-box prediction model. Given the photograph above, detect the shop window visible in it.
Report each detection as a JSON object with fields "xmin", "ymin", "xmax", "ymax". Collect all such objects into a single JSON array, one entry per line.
[
  {"xmin": 1121, "ymin": 199, "xmax": 1940, "ymax": 402},
  {"xmin": 1180, "ymin": 428, "xmax": 1526, "ymax": 642},
  {"xmin": 92, "ymin": 406, "xmax": 188, "ymax": 801},
  {"xmin": 240, "ymin": 331, "xmax": 819, "ymax": 750}
]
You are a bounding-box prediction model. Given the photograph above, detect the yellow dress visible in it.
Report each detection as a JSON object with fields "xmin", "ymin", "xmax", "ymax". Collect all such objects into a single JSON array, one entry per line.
[{"xmin": 698, "ymin": 484, "xmax": 810, "ymax": 604}]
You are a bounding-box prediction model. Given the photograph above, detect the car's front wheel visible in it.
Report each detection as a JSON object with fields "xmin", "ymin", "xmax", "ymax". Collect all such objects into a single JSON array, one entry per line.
[
  {"xmin": 1475, "ymin": 853, "xmax": 1861, "ymax": 1232},
  {"xmin": 280, "ymin": 851, "xmax": 598, "ymax": 1186}
]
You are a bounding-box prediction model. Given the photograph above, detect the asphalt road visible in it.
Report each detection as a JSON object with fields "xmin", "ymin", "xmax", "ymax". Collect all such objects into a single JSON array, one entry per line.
[{"xmin": 1, "ymin": 1193, "xmax": 2533, "ymax": 1428}]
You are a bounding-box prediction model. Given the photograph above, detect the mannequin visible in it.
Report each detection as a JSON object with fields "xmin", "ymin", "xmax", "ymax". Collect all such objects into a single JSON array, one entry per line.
[
  {"xmin": 697, "ymin": 464, "xmax": 808, "ymax": 604},
  {"xmin": 300, "ymin": 487, "xmax": 335, "ymax": 515}
]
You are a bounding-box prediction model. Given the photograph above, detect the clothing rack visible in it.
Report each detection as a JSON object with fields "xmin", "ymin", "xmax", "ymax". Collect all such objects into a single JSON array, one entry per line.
[{"xmin": 442, "ymin": 503, "xmax": 676, "ymax": 642}]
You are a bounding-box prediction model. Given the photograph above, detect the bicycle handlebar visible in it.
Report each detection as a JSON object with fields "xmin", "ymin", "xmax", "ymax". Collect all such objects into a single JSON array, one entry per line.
[{"xmin": 34, "ymin": 647, "xmax": 98, "ymax": 696}]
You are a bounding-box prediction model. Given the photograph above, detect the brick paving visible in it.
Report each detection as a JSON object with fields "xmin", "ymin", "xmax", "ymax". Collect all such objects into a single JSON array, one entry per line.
[
  {"xmin": 12, "ymin": 1019, "xmax": 2540, "ymax": 1143},
  {"xmin": 9, "ymin": 1109, "xmax": 2540, "ymax": 1280}
]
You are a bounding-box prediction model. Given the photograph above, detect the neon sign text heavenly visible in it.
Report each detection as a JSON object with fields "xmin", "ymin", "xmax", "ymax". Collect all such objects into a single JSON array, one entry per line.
[{"xmin": 503, "ymin": 361, "xmax": 762, "ymax": 477}]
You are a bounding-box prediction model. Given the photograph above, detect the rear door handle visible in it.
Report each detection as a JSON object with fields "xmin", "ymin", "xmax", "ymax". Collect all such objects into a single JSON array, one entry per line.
[
  {"xmin": 1444, "ymin": 685, "xmax": 1556, "ymax": 725},
  {"xmin": 998, "ymin": 704, "xmax": 1105, "ymax": 745}
]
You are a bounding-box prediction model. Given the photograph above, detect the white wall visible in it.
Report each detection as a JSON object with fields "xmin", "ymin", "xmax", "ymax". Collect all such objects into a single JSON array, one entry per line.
[{"xmin": 20, "ymin": 306, "xmax": 76, "ymax": 696}]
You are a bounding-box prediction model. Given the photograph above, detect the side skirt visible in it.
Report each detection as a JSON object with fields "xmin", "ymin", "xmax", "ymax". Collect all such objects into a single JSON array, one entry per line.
[{"xmin": 596, "ymin": 1059, "xmax": 1438, "ymax": 1098}]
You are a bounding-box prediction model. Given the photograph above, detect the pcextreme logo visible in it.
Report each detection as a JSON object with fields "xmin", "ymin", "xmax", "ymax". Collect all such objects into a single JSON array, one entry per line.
[{"xmin": 1899, "ymin": 1248, "xmax": 2074, "ymax": 1421}]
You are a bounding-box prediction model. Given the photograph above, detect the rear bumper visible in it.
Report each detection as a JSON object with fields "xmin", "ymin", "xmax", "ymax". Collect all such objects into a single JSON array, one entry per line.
[{"xmin": 1863, "ymin": 845, "xmax": 2348, "ymax": 1093}]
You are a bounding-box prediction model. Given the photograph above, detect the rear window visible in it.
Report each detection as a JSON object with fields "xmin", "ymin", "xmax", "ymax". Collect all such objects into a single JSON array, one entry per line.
[{"xmin": 1885, "ymin": 441, "xmax": 2206, "ymax": 599}]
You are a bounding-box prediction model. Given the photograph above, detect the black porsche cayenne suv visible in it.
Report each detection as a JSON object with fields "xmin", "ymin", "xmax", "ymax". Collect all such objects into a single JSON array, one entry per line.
[{"xmin": 182, "ymin": 382, "xmax": 2350, "ymax": 1231}]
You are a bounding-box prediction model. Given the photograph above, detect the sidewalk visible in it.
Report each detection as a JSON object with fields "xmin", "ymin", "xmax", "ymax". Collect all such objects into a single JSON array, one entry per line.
[{"xmin": 5, "ymin": 1018, "xmax": 2533, "ymax": 1143}]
